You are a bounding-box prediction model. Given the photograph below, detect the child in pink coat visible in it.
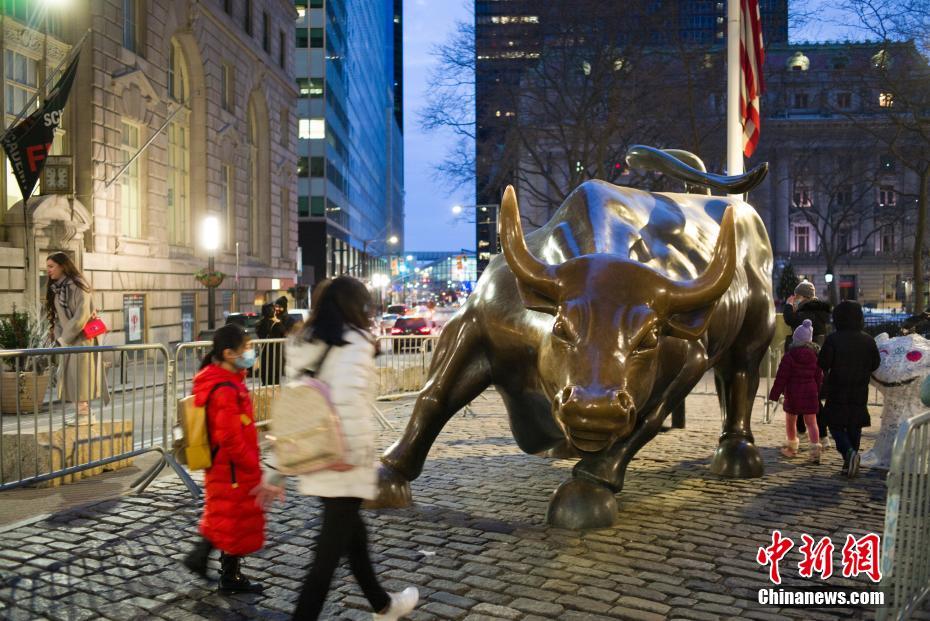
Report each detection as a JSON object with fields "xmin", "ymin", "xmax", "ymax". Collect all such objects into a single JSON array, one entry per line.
[{"xmin": 769, "ymin": 319, "xmax": 824, "ymax": 463}]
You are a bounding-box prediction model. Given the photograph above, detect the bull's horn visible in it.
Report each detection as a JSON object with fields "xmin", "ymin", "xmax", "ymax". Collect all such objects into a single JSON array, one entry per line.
[
  {"xmin": 499, "ymin": 185, "xmax": 559, "ymax": 300},
  {"xmin": 626, "ymin": 144, "xmax": 768, "ymax": 194},
  {"xmin": 664, "ymin": 206, "xmax": 737, "ymax": 313}
]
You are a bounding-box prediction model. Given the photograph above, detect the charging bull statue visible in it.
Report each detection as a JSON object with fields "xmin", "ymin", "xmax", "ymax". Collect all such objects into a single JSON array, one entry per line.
[{"xmin": 373, "ymin": 146, "xmax": 775, "ymax": 529}]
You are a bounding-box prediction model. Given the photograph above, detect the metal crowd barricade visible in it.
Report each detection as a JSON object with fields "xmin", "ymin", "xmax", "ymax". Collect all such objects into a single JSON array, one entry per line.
[
  {"xmin": 173, "ymin": 338, "xmax": 286, "ymax": 427},
  {"xmin": 0, "ymin": 344, "xmax": 196, "ymax": 497},
  {"xmin": 376, "ymin": 335, "xmax": 439, "ymax": 399},
  {"xmin": 879, "ymin": 410, "xmax": 930, "ymax": 621}
]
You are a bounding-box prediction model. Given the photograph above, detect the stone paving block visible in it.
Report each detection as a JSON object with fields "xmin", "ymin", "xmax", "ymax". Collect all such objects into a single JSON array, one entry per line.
[{"xmin": 0, "ymin": 393, "xmax": 890, "ymax": 620}]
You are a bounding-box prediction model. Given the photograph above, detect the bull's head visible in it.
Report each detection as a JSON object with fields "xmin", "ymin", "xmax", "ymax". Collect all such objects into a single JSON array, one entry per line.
[{"xmin": 500, "ymin": 186, "xmax": 736, "ymax": 452}]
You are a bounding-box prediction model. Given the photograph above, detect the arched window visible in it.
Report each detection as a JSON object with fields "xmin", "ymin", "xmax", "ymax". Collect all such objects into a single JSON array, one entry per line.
[
  {"xmin": 248, "ymin": 101, "xmax": 260, "ymax": 257},
  {"xmin": 167, "ymin": 39, "xmax": 190, "ymax": 245}
]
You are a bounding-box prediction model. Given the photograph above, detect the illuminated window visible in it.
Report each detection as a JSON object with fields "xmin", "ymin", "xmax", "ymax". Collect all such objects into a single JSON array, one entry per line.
[
  {"xmin": 308, "ymin": 118, "xmax": 325, "ymax": 139},
  {"xmin": 120, "ymin": 121, "xmax": 142, "ymax": 238},
  {"xmin": 836, "ymin": 92, "xmax": 851, "ymax": 109},
  {"xmin": 879, "ymin": 92, "xmax": 894, "ymax": 107},
  {"xmin": 793, "ymin": 186, "xmax": 812, "ymax": 208},
  {"xmin": 878, "ymin": 186, "xmax": 896, "ymax": 207},
  {"xmin": 221, "ymin": 63, "xmax": 234, "ymax": 111},
  {"xmin": 792, "ymin": 224, "xmax": 810, "ymax": 254}
]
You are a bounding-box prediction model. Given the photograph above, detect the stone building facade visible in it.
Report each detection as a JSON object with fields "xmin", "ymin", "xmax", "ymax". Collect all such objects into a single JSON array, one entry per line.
[
  {"xmin": 752, "ymin": 43, "xmax": 926, "ymax": 309},
  {"xmin": 0, "ymin": 0, "xmax": 298, "ymax": 344}
]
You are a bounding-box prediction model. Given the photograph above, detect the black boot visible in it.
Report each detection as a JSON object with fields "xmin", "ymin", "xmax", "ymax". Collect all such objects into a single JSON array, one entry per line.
[
  {"xmin": 183, "ymin": 537, "xmax": 212, "ymax": 577},
  {"xmin": 219, "ymin": 553, "xmax": 263, "ymax": 594}
]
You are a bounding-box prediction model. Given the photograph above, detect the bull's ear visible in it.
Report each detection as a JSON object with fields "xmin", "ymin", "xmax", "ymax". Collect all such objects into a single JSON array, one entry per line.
[
  {"xmin": 517, "ymin": 283, "xmax": 558, "ymax": 315},
  {"xmin": 664, "ymin": 304, "xmax": 717, "ymax": 340}
]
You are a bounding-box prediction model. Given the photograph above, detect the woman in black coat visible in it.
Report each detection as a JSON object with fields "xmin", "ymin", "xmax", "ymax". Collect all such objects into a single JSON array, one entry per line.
[
  {"xmin": 255, "ymin": 303, "xmax": 285, "ymax": 385},
  {"xmin": 818, "ymin": 301, "xmax": 881, "ymax": 478},
  {"xmin": 783, "ymin": 281, "xmax": 832, "ymax": 348}
]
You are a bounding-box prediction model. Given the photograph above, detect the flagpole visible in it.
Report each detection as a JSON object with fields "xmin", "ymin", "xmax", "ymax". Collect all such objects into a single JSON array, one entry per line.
[{"xmin": 726, "ymin": 0, "xmax": 744, "ymax": 186}]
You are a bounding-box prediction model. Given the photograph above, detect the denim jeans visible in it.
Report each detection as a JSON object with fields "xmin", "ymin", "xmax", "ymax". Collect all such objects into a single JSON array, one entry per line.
[{"xmin": 828, "ymin": 425, "xmax": 863, "ymax": 461}]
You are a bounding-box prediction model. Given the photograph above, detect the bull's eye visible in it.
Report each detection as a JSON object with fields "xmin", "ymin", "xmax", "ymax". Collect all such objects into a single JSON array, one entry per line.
[
  {"xmin": 637, "ymin": 329, "xmax": 659, "ymax": 351},
  {"xmin": 552, "ymin": 318, "xmax": 576, "ymax": 343}
]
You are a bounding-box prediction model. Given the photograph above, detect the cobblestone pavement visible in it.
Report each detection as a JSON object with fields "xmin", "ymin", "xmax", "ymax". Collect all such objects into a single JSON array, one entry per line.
[{"xmin": 0, "ymin": 390, "xmax": 905, "ymax": 620}]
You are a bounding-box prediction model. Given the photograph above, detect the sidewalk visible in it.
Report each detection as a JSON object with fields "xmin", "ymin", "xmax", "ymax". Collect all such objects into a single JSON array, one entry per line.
[{"xmin": 0, "ymin": 390, "xmax": 910, "ymax": 620}]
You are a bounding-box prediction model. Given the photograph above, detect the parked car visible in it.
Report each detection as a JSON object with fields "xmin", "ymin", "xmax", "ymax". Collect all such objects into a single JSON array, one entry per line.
[
  {"xmin": 387, "ymin": 304, "xmax": 409, "ymax": 316},
  {"xmin": 225, "ymin": 312, "xmax": 260, "ymax": 336},
  {"xmin": 390, "ymin": 316, "xmax": 435, "ymax": 352},
  {"xmin": 379, "ymin": 313, "xmax": 399, "ymax": 335}
]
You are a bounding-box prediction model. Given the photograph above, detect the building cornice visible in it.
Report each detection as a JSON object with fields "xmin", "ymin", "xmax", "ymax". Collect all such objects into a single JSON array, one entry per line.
[{"xmin": 2, "ymin": 17, "xmax": 71, "ymax": 64}]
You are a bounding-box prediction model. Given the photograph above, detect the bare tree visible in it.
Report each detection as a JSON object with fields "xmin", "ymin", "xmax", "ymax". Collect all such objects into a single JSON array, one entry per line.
[
  {"xmin": 419, "ymin": 18, "xmax": 475, "ymax": 192},
  {"xmin": 781, "ymin": 144, "xmax": 892, "ymax": 305},
  {"xmin": 837, "ymin": 0, "xmax": 930, "ymax": 311}
]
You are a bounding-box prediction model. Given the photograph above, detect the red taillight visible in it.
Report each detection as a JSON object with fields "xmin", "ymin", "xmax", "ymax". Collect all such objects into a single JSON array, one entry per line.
[
  {"xmin": 391, "ymin": 327, "xmax": 402, "ymax": 335},
  {"xmin": 418, "ymin": 326, "xmax": 431, "ymax": 334}
]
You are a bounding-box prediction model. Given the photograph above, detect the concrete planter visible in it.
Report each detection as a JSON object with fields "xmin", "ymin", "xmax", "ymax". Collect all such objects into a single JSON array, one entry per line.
[{"xmin": 0, "ymin": 371, "xmax": 50, "ymax": 415}]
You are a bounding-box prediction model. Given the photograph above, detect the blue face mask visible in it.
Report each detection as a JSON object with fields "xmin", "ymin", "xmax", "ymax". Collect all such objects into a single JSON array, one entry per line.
[{"xmin": 235, "ymin": 349, "xmax": 256, "ymax": 369}]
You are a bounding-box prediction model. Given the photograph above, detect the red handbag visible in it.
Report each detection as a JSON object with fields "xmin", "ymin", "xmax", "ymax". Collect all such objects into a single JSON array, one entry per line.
[{"xmin": 83, "ymin": 316, "xmax": 108, "ymax": 340}]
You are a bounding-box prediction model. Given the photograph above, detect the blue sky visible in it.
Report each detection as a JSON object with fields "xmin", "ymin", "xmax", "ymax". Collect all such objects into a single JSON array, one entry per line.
[
  {"xmin": 403, "ymin": 0, "xmax": 473, "ymax": 252},
  {"xmin": 401, "ymin": 2, "xmax": 857, "ymax": 252}
]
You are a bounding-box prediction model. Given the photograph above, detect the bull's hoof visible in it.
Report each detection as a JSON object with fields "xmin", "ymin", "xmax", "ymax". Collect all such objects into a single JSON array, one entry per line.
[
  {"xmin": 546, "ymin": 478, "xmax": 617, "ymax": 530},
  {"xmin": 709, "ymin": 436, "xmax": 763, "ymax": 478},
  {"xmin": 363, "ymin": 464, "xmax": 412, "ymax": 509}
]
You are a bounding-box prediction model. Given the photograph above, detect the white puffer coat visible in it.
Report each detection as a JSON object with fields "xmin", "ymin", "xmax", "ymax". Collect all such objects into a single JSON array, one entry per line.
[{"xmin": 274, "ymin": 327, "xmax": 378, "ymax": 500}]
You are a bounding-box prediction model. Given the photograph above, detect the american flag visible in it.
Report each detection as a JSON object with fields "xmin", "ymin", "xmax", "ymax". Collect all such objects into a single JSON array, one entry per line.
[{"xmin": 739, "ymin": 0, "xmax": 765, "ymax": 157}]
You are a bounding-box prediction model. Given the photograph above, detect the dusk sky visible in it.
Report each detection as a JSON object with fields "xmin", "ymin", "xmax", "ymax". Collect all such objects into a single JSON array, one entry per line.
[{"xmin": 401, "ymin": 2, "xmax": 857, "ymax": 252}]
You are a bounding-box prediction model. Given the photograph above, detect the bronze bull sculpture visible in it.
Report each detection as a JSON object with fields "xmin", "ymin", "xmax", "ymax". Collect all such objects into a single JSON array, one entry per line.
[{"xmin": 373, "ymin": 146, "xmax": 775, "ymax": 529}]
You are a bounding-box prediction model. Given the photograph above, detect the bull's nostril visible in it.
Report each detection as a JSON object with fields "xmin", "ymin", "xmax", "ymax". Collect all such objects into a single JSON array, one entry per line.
[
  {"xmin": 560, "ymin": 387, "xmax": 575, "ymax": 404},
  {"xmin": 612, "ymin": 390, "xmax": 634, "ymax": 411}
]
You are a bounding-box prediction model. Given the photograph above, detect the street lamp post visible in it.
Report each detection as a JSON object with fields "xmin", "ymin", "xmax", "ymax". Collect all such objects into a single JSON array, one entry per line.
[{"xmin": 200, "ymin": 215, "xmax": 222, "ymax": 330}]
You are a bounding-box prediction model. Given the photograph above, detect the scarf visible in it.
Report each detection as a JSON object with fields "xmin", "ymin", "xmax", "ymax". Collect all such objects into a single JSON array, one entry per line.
[{"xmin": 50, "ymin": 277, "xmax": 74, "ymax": 320}]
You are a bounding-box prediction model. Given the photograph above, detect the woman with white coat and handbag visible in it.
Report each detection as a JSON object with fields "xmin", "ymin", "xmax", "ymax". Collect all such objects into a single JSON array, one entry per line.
[
  {"xmin": 260, "ymin": 276, "xmax": 418, "ymax": 621},
  {"xmin": 45, "ymin": 252, "xmax": 109, "ymax": 419}
]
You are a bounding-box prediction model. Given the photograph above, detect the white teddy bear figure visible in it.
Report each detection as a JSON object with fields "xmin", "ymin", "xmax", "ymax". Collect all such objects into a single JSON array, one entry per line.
[{"xmin": 864, "ymin": 332, "xmax": 930, "ymax": 470}]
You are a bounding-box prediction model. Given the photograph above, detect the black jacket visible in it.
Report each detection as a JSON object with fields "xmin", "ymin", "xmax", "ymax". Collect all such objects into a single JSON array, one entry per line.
[
  {"xmin": 818, "ymin": 329, "xmax": 880, "ymax": 428},
  {"xmin": 783, "ymin": 299, "xmax": 832, "ymax": 347}
]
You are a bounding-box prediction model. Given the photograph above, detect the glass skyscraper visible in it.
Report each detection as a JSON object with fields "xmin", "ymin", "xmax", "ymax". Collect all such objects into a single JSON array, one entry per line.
[{"xmin": 295, "ymin": 0, "xmax": 404, "ymax": 287}]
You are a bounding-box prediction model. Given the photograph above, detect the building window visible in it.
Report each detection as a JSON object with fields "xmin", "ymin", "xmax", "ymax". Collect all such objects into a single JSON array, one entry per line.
[
  {"xmin": 793, "ymin": 185, "xmax": 813, "ymax": 209},
  {"xmin": 297, "ymin": 78, "xmax": 310, "ymax": 97},
  {"xmin": 310, "ymin": 0, "xmax": 323, "ymax": 8},
  {"xmin": 308, "ymin": 78, "xmax": 323, "ymax": 97},
  {"xmin": 310, "ymin": 28, "xmax": 324, "ymax": 47},
  {"xmin": 298, "ymin": 196, "xmax": 309, "ymax": 217},
  {"xmin": 879, "ymin": 186, "xmax": 896, "ymax": 207},
  {"xmin": 298, "ymin": 156, "xmax": 308, "ymax": 177},
  {"xmin": 879, "ymin": 225, "xmax": 895, "ymax": 254},
  {"xmin": 879, "ymin": 92, "xmax": 894, "ymax": 108},
  {"xmin": 310, "ymin": 156, "xmax": 324, "ymax": 177},
  {"xmin": 298, "ymin": 118, "xmax": 310, "ymax": 139},
  {"xmin": 120, "ymin": 122, "xmax": 142, "ymax": 238},
  {"xmin": 837, "ymin": 229, "xmax": 850, "ymax": 253},
  {"xmin": 247, "ymin": 102, "xmax": 260, "ymax": 257},
  {"xmin": 836, "ymin": 92, "xmax": 851, "ymax": 109},
  {"xmin": 122, "ymin": 0, "xmax": 144, "ymax": 54},
  {"xmin": 4, "ymin": 50, "xmax": 38, "ymax": 116},
  {"xmin": 262, "ymin": 12, "xmax": 271, "ymax": 52},
  {"xmin": 792, "ymin": 93, "xmax": 809, "ymax": 109},
  {"xmin": 834, "ymin": 186, "xmax": 852, "ymax": 207},
  {"xmin": 296, "ymin": 28, "xmax": 308, "ymax": 48},
  {"xmin": 221, "ymin": 164, "xmax": 233, "ymax": 250},
  {"xmin": 279, "ymin": 30, "xmax": 286, "ymax": 68},
  {"xmin": 307, "ymin": 118, "xmax": 325, "ymax": 139},
  {"xmin": 167, "ymin": 121, "xmax": 190, "ymax": 245},
  {"xmin": 224, "ymin": 0, "xmax": 232, "ymax": 14},
  {"xmin": 244, "ymin": 0, "xmax": 253, "ymax": 35},
  {"xmin": 280, "ymin": 187, "xmax": 289, "ymax": 258},
  {"xmin": 792, "ymin": 224, "xmax": 811, "ymax": 254},
  {"xmin": 221, "ymin": 63, "xmax": 233, "ymax": 112},
  {"xmin": 167, "ymin": 41, "xmax": 188, "ymax": 103},
  {"xmin": 311, "ymin": 196, "xmax": 324, "ymax": 216}
]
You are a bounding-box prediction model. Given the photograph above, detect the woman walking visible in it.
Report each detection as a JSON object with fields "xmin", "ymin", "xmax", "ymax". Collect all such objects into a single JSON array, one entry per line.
[
  {"xmin": 45, "ymin": 252, "xmax": 109, "ymax": 418},
  {"xmin": 183, "ymin": 324, "xmax": 276, "ymax": 592},
  {"xmin": 264, "ymin": 276, "xmax": 418, "ymax": 620}
]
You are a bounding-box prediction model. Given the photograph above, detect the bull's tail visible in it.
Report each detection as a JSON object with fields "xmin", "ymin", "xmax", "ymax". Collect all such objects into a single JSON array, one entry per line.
[{"xmin": 625, "ymin": 145, "xmax": 768, "ymax": 195}]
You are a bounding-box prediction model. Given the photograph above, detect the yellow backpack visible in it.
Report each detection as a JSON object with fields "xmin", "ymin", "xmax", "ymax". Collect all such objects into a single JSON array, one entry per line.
[{"xmin": 175, "ymin": 381, "xmax": 237, "ymax": 471}]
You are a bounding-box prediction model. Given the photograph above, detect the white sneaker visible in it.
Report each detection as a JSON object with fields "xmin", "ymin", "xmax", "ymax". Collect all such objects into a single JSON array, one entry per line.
[
  {"xmin": 373, "ymin": 587, "xmax": 419, "ymax": 620},
  {"xmin": 821, "ymin": 435, "xmax": 831, "ymax": 450}
]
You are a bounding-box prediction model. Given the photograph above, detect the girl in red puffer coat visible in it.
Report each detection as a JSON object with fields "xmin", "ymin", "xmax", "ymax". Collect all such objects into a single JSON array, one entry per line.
[
  {"xmin": 182, "ymin": 324, "xmax": 279, "ymax": 593},
  {"xmin": 769, "ymin": 319, "xmax": 824, "ymax": 463}
]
